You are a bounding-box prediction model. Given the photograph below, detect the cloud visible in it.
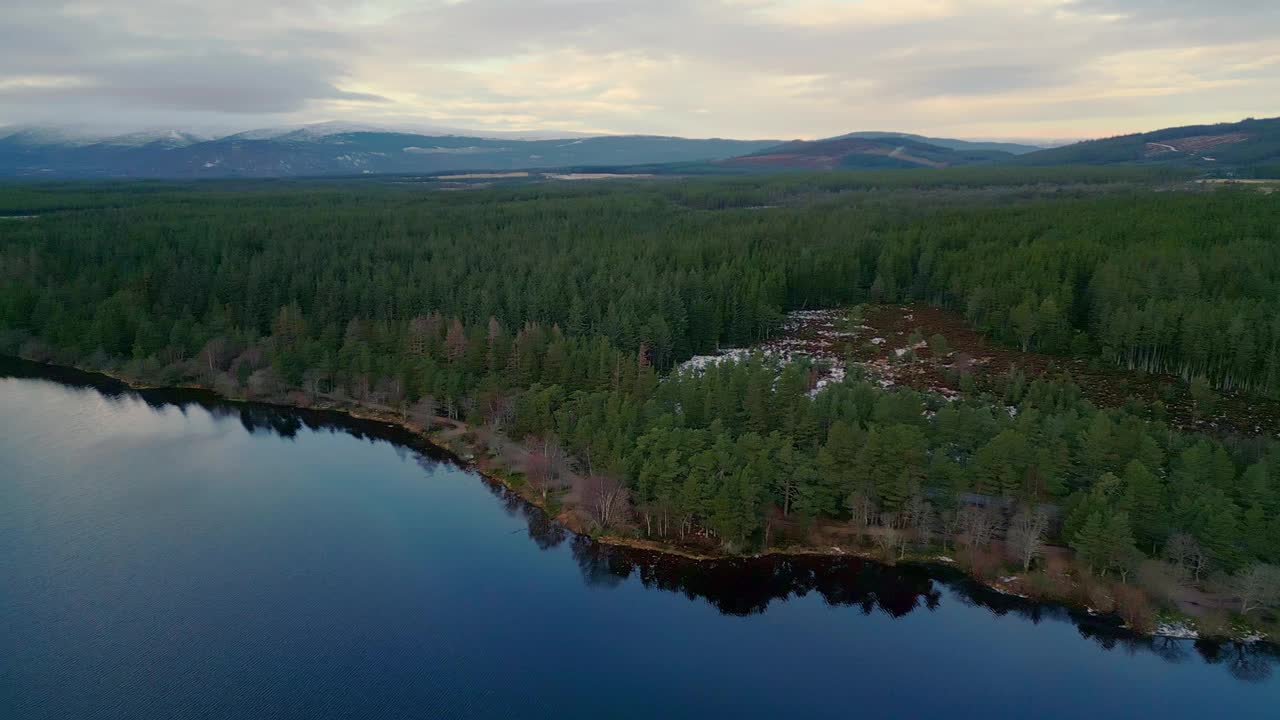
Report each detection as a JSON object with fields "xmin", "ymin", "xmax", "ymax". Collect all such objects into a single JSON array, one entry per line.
[
  {"xmin": 0, "ymin": 1, "xmax": 376, "ymax": 120},
  {"xmin": 0, "ymin": 0, "xmax": 1276, "ymax": 139},
  {"xmin": 1066, "ymin": 0, "xmax": 1277, "ymax": 19},
  {"xmin": 0, "ymin": 53, "xmax": 385, "ymax": 114}
]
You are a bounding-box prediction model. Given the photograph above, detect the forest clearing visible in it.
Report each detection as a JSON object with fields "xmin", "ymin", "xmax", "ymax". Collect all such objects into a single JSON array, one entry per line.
[{"xmin": 680, "ymin": 304, "xmax": 1280, "ymax": 439}]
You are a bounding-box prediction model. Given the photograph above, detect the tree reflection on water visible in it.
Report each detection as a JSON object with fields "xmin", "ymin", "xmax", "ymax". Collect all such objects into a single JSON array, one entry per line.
[
  {"xmin": 6, "ymin": 356, "xmax": 1275, "ymax": 685},
  {"xmin": 488, "ymin": 475, "xmax": 1279, "ymax": 684}
]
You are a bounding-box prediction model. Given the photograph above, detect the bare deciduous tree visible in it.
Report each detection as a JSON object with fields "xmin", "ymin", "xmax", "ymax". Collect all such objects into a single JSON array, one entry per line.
[
  {"xmin": 352, "ymin": 373, "xmax": 371, "ymax": 403},
  {"xmin": 246, "ymin": 367, "xmax": 282, "ymax": 398},
  {"xmin": 847, "ymin": 491, "xmax": 877, "ymax": 533},
  {"xmin": 1164, "ymin": 532, "xmax": 1210, "ymax": 582},
  {"xmin": 958, "ymin": 504, "xmax": 1002, "ymax": 548},
  {"xmin": 406, "ymin": 315, "xmax": 434, "ymax": 356},
  {"xmin": 525, "ymin": 433, "xmax": 570, "ymax": 501},
  {"xmin": 1006, "ymin": 505, "xmax": 1050, "ymax": 572},
  {"xmin": 375, "ymin": 375, "xmax": 404, "ymax": 409},
  {"xmin": 902, "ymin": 493, "xmax": 934, "ymax": 546},
  {"xmin": 458, "ymin": 395, "xmax": 477, "ymax": 421},
  {"xmin": 445, "ymin": 318, "xmax": 468, "ymax": 362},
  {"xmin": 409, "ymin": 395, "xmax": 439, "ymax": 428},
  {"xmin": 483, "ymin": 392, "xmax": 515, "ymax": 434},
  {"xmin": 939, "ymin": 509, "xmax": 964, "ymax": 551},
  {"xmin": 198, "ymin": 336, "xmax": 230, "ymax": 375},
  {"xmin": 302, "ymin": 367, "xmax": 328, "ymax": 398},
  {"xmin": 1230, "ymin": 564, "xmax": 1280, "ymax": 615},
  {"xmin": 583, "ymin": 473, "xmax": 630, "ymax": 530},
  {"xmin": 876, "ymin": 524, "xmax": 901, "ymax": 562}
]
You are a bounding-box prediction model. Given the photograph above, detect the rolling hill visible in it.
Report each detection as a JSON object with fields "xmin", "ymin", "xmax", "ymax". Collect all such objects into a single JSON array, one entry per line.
[
  {"xmin": 832, "ymin": 131, "xmax": 1043, "ymax": 155},
  {"xmin": 0, "ymin": 124, "xmax": 778, "ymax": 178},
  {"xmin": 719, "ymin": 135, "xmax": 1016, "ymax": 171},
  {"xmin": 1017, "ymin": 116, "xmax": 1280, "ymax": 174}
]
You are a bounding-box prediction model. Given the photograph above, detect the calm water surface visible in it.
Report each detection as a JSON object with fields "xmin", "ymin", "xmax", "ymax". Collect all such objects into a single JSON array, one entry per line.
[{"xmin": 2, "ymin": 359, "xmax": 1278, "ymax": 719}]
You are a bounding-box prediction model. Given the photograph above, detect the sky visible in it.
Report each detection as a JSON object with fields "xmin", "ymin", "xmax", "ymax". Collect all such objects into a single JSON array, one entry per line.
[{"xmin": 1, "ymin": 0, "xmax": 1277, "ymax": 141}]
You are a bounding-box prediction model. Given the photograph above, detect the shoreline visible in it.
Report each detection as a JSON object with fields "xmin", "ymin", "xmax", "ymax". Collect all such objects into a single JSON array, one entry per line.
[{"xmin": 2, "ymin": 354, "xmax": 1268, "ymax": 646}]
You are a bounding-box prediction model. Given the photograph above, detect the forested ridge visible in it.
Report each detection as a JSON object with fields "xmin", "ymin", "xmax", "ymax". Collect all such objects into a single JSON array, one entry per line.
[{"xmin": 2, "ymin": 170, "xmax": 1279, "ymax": 630}]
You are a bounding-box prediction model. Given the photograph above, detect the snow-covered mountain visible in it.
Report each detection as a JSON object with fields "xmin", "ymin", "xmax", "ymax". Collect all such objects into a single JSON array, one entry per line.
[
  {"xmin": 0, "ymin": 122, "xmax": 777, "ymax": 178},
  {"xmin": 94, "ymin": 129, "xmax": 212, "ymax": 148},
  {"xmin": 226, "ymin": 121, "xmax": 600, "ymax": 142},
  {"xmin": 0, "ymin": 120, "xmax": 596, "ymax": 147},
  {"xmin": 0, "ymin": 125, "xmax": 109, "ymax": 148}
]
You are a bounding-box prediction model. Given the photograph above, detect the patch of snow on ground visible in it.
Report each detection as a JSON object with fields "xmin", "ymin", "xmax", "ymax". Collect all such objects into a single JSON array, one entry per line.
[
  {"xmin": 808, "ymin": 365, "xmax": 846, "ymax": 398},
  {"xmin": 673, "ymin": 307, "xmax": 972, "ymax": 405},
  {"xmin": 1155, "ymin": 622, "xmax": 1199, "ymax": 639},
  {"xmin": 675, "ymin": 348, "xmax": 753, "ymax": 374},
  {"xmin": 934, "ymin": 387, "xmax": 962, "ymax": 401},
  {"xmin": 674, "ymin": 310, "xmax": 859, "ymax": 398}
]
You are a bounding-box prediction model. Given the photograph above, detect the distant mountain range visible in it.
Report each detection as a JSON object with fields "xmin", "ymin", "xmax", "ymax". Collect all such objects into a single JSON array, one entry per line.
[
  {"xmin": 1, "ymin": 117, "xmax": 1275, "ymax": 179},
  {"xmin": 0, "ymin": 122, "xmax": 777, "ymax": 178}
]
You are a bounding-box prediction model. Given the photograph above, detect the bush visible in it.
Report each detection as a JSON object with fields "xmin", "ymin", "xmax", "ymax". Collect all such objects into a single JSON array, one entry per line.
[
  {"xmin": 1114, "ymin": 584, "xmax": 1155, "ymax": 633},
  {"xmin": 1136, "ymin": 559, "xmax": 1187, "ymax": 607},
  {"xmin": 960, "ymin": 547, "xmax": 1002, "ymax": 580},
  {"xmin": 1081, "ymin": 576, "xmax": 1115, "ymax": 613},
  {"xmin": 929, "ymin": 334, "xmax": 949, "ymax": 356}
]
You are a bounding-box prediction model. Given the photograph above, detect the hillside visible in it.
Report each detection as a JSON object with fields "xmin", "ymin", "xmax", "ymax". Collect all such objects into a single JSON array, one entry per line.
[
  {"xmin": 720, "ymin": 135, "xmax": 1014, "ymax": 170},
  {"xmin": 833, "ymin": 131, "xmax": 1043, "ymax": 155},
  {"xmin": 1018, "ymin": 117, "xmax": 1280, "ymax": 175},
  {"xmin": 0, "ymin": 125, "xmax": 778, "ymax": 178}
]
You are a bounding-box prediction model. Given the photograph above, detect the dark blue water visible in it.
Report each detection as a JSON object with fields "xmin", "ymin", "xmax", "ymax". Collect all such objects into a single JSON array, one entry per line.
[{"xmin": 3, "ymin": 360, "xmax": 1278, "ymax": 719}]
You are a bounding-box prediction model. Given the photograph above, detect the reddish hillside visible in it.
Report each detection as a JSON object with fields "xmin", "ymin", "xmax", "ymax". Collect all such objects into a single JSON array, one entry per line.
[
  {"xmin": 1144, "ymin": 133, "xmax": 1250, "ymax": 158},
  {"xmin": 722, "ymin": 136, "xmax": 1011, "ymax": 170}
]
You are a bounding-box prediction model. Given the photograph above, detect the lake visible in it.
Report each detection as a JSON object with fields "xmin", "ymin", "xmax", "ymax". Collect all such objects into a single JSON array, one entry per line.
[{"xmin": 2, "ymin": 358, "xmax": 1278, "ymax": 719}]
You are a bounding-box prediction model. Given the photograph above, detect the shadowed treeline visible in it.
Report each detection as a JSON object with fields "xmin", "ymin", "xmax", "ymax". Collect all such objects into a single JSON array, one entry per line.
[
  {"xmin": 484, "ymin": 465, "xmax": 1280, "ymax": 684},
  {"xmin": 0, "ymin": 356, "xmax": 455, "ymax": 458}
]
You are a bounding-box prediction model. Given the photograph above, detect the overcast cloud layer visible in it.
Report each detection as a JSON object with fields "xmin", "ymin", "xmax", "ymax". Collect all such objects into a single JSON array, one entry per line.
[{"xmin": 1, "ymin": 0, "xmax": 1277, "ymax": 139}]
